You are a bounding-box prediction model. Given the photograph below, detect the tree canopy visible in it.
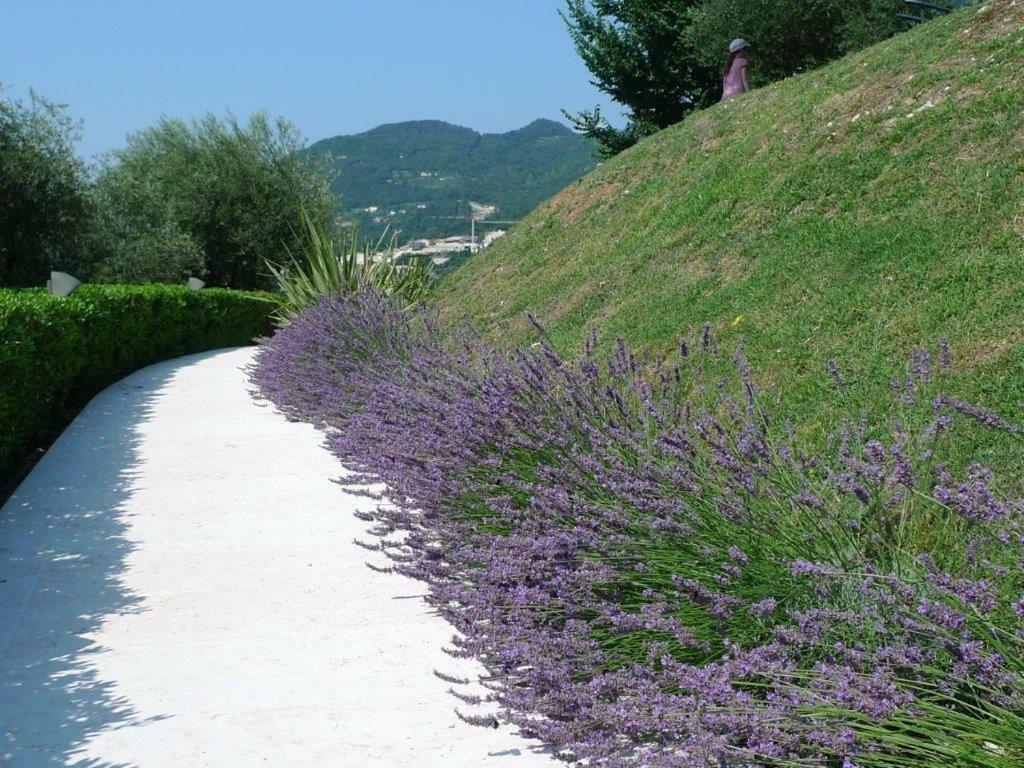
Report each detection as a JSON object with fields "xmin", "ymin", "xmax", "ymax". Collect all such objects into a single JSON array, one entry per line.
[
  {"xmin": 96, "ymin": 113, "xmax": 335, "ymax": 289},
  {"xmin": 0, "ymin": 90, "xmax": 93, "ymax": 286},
  {"xmin": 563, "ymin": 0, "xmax": 902, "ymax": 156},
  {"xmin": 561, "ymin": 0, "xmax": 718, "ymax": 158}
]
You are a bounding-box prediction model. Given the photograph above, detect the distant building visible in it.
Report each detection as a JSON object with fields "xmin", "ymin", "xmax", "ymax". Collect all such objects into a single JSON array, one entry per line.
[
  {"xmin": 469, "ymin": 201, "xmax": 497, "ymax": 220},
  {"xmin": 482, "ymin": 230, "xmax": 507, "ymax": 249}
]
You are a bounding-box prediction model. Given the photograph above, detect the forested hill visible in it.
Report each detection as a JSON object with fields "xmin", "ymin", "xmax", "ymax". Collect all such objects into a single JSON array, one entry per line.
[{"xmin": 305, "ymin": 119, "xmax": 598, "ymax": 240}]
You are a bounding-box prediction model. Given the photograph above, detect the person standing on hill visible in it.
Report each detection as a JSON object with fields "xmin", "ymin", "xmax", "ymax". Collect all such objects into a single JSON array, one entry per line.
[{"xmin": 721, "ymin": 38, "xmax": 751, "ymax": 101}]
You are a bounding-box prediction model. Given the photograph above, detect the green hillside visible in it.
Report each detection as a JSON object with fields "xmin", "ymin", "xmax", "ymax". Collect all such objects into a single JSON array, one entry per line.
[
  {"xmin": 306, "ymin": 119, "xmax": 597, "ymax": 241},
  {"xmin": 438, "ymin": 1, "xmax": 1024, "ymax": 454}
]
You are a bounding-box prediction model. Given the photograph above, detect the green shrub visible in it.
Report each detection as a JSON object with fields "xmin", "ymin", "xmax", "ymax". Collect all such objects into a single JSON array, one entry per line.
[{"xmin": 0, "ymin": 284, "xmax": 276, "ymax": 491}]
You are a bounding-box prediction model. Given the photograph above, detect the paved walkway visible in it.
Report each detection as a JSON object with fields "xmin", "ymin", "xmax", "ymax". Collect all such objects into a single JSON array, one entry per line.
[{"xmin": 0, "ymin": 348, "xmax": 550, "ymax": 767}]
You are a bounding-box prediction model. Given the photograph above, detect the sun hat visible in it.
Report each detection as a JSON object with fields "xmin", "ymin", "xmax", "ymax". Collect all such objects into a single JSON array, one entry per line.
[{"xmin": 729, "ymin": 38, "xmax": 750, "ymax": 53}]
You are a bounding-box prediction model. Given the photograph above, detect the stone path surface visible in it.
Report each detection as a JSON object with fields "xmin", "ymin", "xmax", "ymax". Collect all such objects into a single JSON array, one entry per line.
[{"xmin": 0, "ymin": 348, "xmax": 551, "ymax": 767}]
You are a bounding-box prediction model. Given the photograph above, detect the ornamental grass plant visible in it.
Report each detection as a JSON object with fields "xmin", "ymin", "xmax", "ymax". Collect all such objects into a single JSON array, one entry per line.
[
  {"xmin": 265, "ymin": 211, "xmax": 433, "ymax": 323},
  {"xmin": 251, "ymin": 291, "xmax": 1023, "ymax": 767}
]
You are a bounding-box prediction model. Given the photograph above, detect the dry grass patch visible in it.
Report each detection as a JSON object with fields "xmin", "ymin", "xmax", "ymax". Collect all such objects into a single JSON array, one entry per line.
[
  {"xmin": 553, "ymin": 177, "xmax": 627, "ymax": 226},
  {"xmin": 957, "ymin": 328, "xmax": 1024, "ymax": 369}
]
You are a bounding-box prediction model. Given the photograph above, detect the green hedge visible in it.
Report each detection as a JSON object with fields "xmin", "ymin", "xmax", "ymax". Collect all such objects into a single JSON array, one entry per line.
[{"xmin": 0, "ymin": 284, "xmax": 277, "ymax": 492}]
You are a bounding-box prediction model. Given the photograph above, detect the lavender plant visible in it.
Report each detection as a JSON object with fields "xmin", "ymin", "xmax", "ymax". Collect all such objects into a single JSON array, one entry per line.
[{"xmin": 251, "ymin": 291, "xmax": 1024, "ymax": 767}]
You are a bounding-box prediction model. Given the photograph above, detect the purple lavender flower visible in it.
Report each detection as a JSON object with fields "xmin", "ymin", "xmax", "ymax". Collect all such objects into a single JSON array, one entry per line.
[
  {"xmin": 934, "ymin": 394, "xmax": 1020, "ymax": 433},
  {"xmin": 938, "ymin": 339, "xmax": 953, "ymax": 372},
  {"xmin": 749, "ymin": 598, "xmax": 778, "ymax": 617},
  {"xmin": 827, "ymin": 359, "xmax": 845, "ymax": 390},
  {"xmin": 250, "ymin": 291, "xmax": 1024, "ymax": 768}
]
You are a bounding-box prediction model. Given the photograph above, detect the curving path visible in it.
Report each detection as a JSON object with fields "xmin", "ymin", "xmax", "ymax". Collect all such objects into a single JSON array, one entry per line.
[{"xmin": 0, "ymin": 348, "xmax": 551, "ymax": 767}]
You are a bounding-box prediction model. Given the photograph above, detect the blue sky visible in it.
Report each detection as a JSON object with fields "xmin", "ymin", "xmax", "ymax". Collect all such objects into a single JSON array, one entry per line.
[{"xmin": 1, "ymin": 0, "xmax": 623, "ymax": 160}]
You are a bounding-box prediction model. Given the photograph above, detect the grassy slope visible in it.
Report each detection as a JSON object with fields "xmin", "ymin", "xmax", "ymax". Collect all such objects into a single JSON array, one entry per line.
[{"xmin": 437, "ymin": 1, "xmax": 1024, "ymax": 460}]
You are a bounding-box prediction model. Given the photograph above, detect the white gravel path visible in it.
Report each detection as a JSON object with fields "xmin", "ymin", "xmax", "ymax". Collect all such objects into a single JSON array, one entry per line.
[{"xmin": 0, "ymin": 347, "xmax": 552, "ymax": 767}]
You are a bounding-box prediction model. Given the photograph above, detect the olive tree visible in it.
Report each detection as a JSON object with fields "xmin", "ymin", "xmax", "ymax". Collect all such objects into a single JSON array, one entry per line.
[
  {"xmin": 0, "ymin": 89, "xmax": 93, "ymax": 286},
  {"xmin": 99, "ymin": 112, "xmax": 334, "ymax": 289}
]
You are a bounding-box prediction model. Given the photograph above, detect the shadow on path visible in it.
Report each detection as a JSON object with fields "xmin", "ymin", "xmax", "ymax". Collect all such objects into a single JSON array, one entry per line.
[{"xmin": 0, "ymin": 352, "xmax": 230, "ymax": 767}]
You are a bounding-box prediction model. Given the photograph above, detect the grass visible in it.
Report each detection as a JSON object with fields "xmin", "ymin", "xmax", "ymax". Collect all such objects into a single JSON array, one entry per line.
[{"xmin": 436, "ymin": 1, "xmax": 1024, "ymax": 474}]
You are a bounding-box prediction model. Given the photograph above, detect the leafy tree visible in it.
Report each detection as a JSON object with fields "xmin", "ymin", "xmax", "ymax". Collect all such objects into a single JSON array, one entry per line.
[
  {"xmin": 0, "ymin": 89, "xmax": 93, "ymax": 287},
  {"xmin": 688, "ymin": 0, "xmax": 902, "ymax": 86},
  {"xmin": 86, "ymin": 167, "xmax": 205, "ymax": 284},
  {"xmin": 101, "ymin": 113, "xmax": 334, "ymax": 289},
  {"xmin": 561, "ymin": 0, "xmax": 718, "ymax": 157},
  {"xmin": 562, "ymin": 0, "xmax": 903, "ymax": 156}
]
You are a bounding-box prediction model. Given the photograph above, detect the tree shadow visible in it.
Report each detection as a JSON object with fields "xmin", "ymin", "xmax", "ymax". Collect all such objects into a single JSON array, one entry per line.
[{"xmin": 0, "ymin": 354, "xmax": 223, "ymax": 766}]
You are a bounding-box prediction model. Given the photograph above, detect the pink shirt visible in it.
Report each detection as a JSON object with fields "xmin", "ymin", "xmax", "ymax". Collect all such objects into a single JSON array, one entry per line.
[{"xmin": 722, "ymin": 54, "xmax": 748, "ymax": 100}]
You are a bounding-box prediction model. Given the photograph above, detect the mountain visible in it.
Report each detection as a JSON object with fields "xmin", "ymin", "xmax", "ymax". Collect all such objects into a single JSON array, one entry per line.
[
  {"xmin": 306, "ymin": 119, "xmax": 598, "ymax": 241},
  {"xmin": 436, "ymin": 1, "xmax": 1024, "ymax": 466}
]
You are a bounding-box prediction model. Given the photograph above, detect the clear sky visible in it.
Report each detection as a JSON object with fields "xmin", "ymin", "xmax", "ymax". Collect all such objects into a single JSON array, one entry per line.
[{"xmin": 1, "ymin": 0, "xmax": 624, "ymax": 161}]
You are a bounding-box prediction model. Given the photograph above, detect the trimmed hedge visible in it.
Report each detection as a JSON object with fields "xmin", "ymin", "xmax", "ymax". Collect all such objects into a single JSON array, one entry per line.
[{"xmin": 0, "ymin": 284, "xmax": 277, "ymax": 492}]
